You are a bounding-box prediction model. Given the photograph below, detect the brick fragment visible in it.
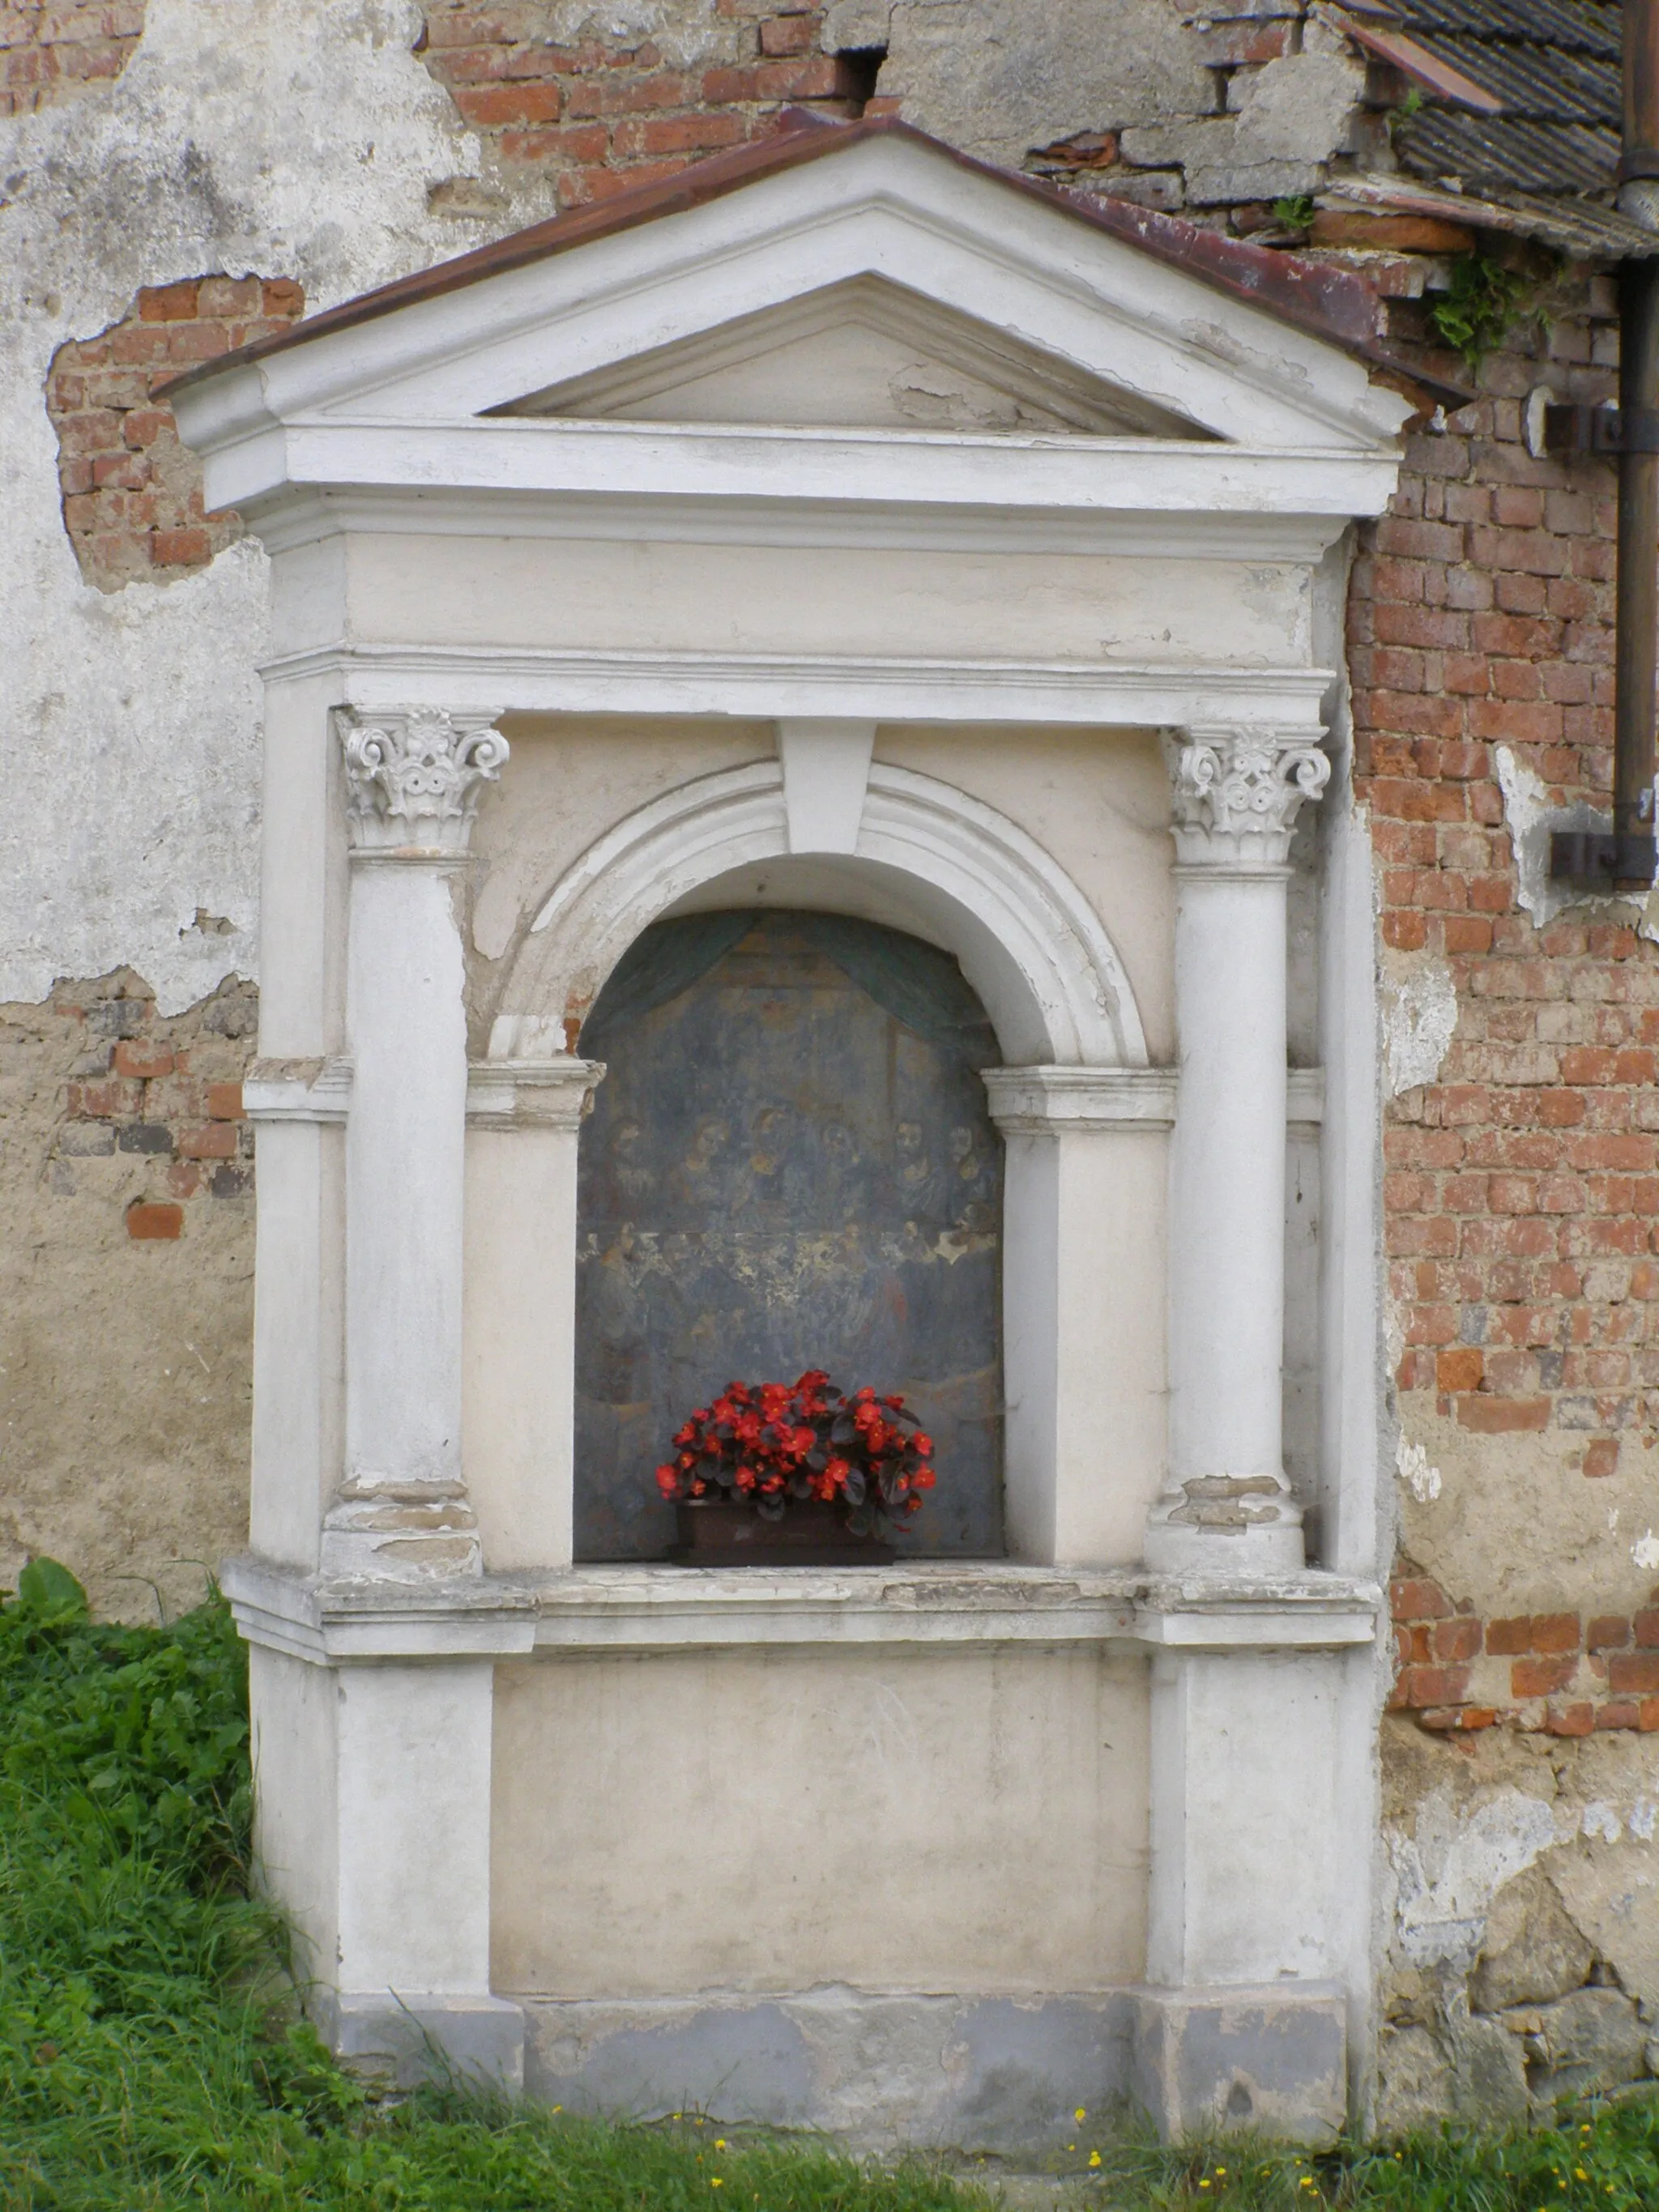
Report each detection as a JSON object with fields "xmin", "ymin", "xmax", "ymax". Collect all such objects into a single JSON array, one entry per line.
[
  {"xmin": 1486, "ymin": 1617, "xmax": 1532, "ymax": 1656},
  {"xmin": 1391, "ymin": 1577, "xmax": 1452, "ymax": 1622},
  {"xmin": 1545, "ymin": 1702, "xmax": 1596, "ymax": 1737},
  {"xmin": 111, "ymin": 1041, "xmax": 173, "ymax": 1078},
  {"xmin": 126, "ymin": 1200, "xmax": 183, "ymax": 1240}
]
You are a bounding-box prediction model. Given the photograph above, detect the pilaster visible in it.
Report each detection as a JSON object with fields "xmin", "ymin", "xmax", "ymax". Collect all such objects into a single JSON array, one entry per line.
[
  {"xmin": 983, "ymin": 1066, "xmax": 1172, "ymax": 1566},
  {"xmin": 464, "ymin": 1057, "xmax": 606, "ymax": 1571}
]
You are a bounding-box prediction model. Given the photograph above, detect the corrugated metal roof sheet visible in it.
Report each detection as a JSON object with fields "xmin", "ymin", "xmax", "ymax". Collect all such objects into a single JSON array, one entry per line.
[
  {"xmin": 1397, "ymin": 113, "xmax": 1621, "ymax": 196},
  {"xmin": 1396, "ymin": 0, "xmax": 1618, "ymax": 58},
  {"xmin": 1375, "ymin": 0, "xmax": 1648, "ymax": 250}
]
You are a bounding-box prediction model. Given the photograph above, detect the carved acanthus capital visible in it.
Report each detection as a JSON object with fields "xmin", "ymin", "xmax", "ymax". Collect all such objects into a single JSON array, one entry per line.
[
  {"xmin": 338, "ymin": 707, "xmax": 509, "ymax": 854},
  {"xmin": 1162, "ymin": 724, "xmax": 1331, "ymax": 868}
]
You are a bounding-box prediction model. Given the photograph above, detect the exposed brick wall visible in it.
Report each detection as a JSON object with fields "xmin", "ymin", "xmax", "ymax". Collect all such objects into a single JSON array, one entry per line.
[
  {"xmin": 47, "ymin": 276, "xmax": 305, "ymax": 592},
  {"xmin": 1, "ymin": 1, "xmax": 143, "ymax": 117},
  {"xmin": 1347, "ymin": 274, "xmax": 1659, "ymax": 1477},
  {"xmin": 418, "ymin": 2, "xmax": 888, "ymax": 201},
  {"xmin": 1390, "ymin": 1571, "xmax": 1659, "ymax": 1738},
  {"xmin": 49, "ymin": 971, "xmax": 255, "ymax": 1230}
]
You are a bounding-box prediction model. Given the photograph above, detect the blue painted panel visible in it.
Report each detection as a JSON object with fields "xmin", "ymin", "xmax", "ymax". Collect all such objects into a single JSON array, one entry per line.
[{"xmin": 574, "ymin": 911, "xmax": 1004, "ymax": 1558}]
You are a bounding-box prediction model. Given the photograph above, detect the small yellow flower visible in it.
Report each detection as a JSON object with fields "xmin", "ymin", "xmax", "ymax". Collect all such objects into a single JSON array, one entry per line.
[
  {"xmin": 1076, "ymin": 2108, "xmax": 1087, "ymax": 2122},
  {"xmin": 1576, "ymin": 2172, "xmax": 1589, "ymax": 2182},
  {"xmin": 711, "ymin": 2181, "xmax": 723, "ymax": 2191},
  {"xmin": 1066, "ymin": 2144, "xmax": 1075, "ymax": 2152},
  {"xmin": 1216, "ymin": 2169, "xmax": 1226, "ymax": 2178},
  {"xmin": 1088, "ymin": 2152, "xmax": 1101, "ymax": 2169},
  {"xmin": 714, "ymin": 2140, "xmax": 727, "ymax": 2150}
]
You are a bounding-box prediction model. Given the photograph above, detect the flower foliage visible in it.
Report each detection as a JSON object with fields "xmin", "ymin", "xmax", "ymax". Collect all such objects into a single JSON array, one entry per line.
[{"xmin": 655, "ymin": 1371, "xmax": 936, "ymax": 1536}]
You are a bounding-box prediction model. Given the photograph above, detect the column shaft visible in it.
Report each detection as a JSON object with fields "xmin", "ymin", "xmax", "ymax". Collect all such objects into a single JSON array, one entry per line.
[
  {"xmin": 345, "ymin": 858, "xmax": 467, "ymax": 1490},
  {"xmin": 1144, "ymin": 723, "xmax": 1328, "ymax": 1574},
  {"xmin": 1167, "ymin": 868, "xmax": 1288, "ymax": 1482}
]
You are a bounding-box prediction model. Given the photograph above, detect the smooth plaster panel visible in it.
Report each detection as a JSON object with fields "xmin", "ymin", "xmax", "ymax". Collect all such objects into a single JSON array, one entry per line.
[
  {"xmin": 875, "ymin": 722, "xmax": 1175, "ymax": 1066},
  {"xmin": 467, "ymin": 717, "xmax": 774, "ymax": 1016},
  {"xmin": 249, "ymin": 1643, "xmax": 339, "ymax": 1989},
  {"xmin": 343, "ymin": 535, "xmax": 1314, "ymax": 669},
  {"xmin": 491, "ymin": 1644, "xmax": 1149, "ymax": 1998}
]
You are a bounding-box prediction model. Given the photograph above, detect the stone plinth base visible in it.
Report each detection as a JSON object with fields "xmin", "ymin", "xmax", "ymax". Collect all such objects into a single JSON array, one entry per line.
[
  {"xmin": 324, "ymin": 1990, "xmax": 526, "ymax": 2094},
  {"xmin": 502, "ymin": 1984, "xmax": 1346, "ymax": 2152},
  {"xmin": 1132, "ymin": 1985, "xmax": 1347, "ymax": 2145},
  {"xmin": 521, "ymin": 1988, "xmax": 1133, "ymax": 2155}
]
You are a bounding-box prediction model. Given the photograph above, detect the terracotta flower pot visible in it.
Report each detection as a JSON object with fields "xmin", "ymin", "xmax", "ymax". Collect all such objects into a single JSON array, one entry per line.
[{"xmin": 668, "ymin": 1496, "xmax": 895, "ymax": 1566}]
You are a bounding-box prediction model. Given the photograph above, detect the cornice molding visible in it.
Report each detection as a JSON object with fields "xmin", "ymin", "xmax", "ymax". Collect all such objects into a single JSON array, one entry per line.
[
  {"xmin": 242, "ymin": 1055, "xmax": 353, "ymax": 1123},
  {"xmin": 219, "ymin": 1552, "xmax": 1380, "ymax": 1664},
  {"xmin": 467, "ymin": 1058, "xmax": 606, "ymax": 1132},
  {"xmin": 266, "ymin": 642, "xmax": 1336, "ymax": 734},
  {"xmin": 983, "ymin": 1065, "xmax": 1179, "ymax": 1133}
]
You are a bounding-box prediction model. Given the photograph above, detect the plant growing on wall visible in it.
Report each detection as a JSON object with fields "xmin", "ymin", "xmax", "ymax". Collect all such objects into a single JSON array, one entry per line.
[
  {"xmin": 655, "ymin": 1372, "xmax": 936, "ymax": 1538},
  {"xmin": 1430, "ymin": 252, "xmax": 1537, "ymax": 371}
]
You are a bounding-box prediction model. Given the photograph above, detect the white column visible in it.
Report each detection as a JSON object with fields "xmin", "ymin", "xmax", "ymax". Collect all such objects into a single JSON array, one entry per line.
[
  {"xmin": 321, "ymin": 707, "xmax": 508, "ymax": 1579},
  {"xmin": 464, "ymin": 1058, "xmax": 605, "ymax": 1571},
  {"xmin": 983, "ymin": 1068, "xmax": 1172, "ymax": 1566},
  {"xmin": 1144, "ymin": 725, "xmax": 1329, "ymax": 1574}
]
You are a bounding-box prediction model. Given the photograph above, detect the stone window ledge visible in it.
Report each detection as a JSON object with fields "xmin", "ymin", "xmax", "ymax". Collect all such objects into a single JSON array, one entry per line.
[{"xmin": 222, "ymin": 1553, "xmax": 1380, "ymax": 1666}]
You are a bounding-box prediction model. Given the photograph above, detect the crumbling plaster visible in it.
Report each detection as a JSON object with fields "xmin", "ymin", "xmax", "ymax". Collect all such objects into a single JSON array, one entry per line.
[
  {"xmin": 1395, "ymin": 1406, "xmax": 1659, "ymax": 1616},
  {"xmin": 0, "ymin": 0, "xmax": 551, "ymax": 1013},
  {"xmin": 825, "ymin": 0, "xmax": 1217, "ymax": 172},
  {"xmin": 0, "ymin": 974, "xmax": 258, "ymax": 1620},
  {"xmin": 1378, "ymin": 1723, "xmax": 1659, "ymax": 2123}
]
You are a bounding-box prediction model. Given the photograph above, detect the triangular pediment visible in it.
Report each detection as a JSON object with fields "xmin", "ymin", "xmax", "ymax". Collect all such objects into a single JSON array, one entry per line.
[
  {"xmin": 491, "ymin": 275, "xmax": 1213, "ymax": 440},
  {"xmin": 170, "ymin": 123, "xmax": 1414, "ymax": 529}
]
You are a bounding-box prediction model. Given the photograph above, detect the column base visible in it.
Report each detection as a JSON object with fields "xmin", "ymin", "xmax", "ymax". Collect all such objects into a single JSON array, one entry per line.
[
  {"xmin": 1131, "ymin": 1985, "xmax": 1346, "ymax": 2145},
  {"xmin": 319, "ymin": 1481, "xmax": 482, "ymax": 1579},
  {"xmin": 1142, "ymin": 1476, "xmax": 1305, "ymax": 1573},
  {"xmin": 322, "ymin": 1990, "xmax": 525, "ymax": 2093}
]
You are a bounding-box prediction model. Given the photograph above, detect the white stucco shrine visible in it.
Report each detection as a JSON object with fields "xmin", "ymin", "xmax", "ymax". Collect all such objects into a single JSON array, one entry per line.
[{"xmin": 173, "ymin": 114, "xmax": 1412, "ymax": 2147}]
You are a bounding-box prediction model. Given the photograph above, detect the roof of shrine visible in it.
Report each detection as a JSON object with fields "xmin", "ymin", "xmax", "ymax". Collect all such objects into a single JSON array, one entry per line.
[{"xmin": 164, "ymin": 111, "xmax": 1461, "ymax": 412}]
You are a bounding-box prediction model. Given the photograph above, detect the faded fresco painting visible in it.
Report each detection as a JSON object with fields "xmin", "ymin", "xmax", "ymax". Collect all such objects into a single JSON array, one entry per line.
[{"xmin": 574, "ymin": 910, "xmax": 1004, "ymax": 1558}]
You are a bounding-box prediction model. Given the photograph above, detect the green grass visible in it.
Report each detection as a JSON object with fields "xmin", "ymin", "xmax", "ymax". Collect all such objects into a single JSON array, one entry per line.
[{"xmin": 2, "ymin": 1563, "xmax": 1657, "ymax": 2210}]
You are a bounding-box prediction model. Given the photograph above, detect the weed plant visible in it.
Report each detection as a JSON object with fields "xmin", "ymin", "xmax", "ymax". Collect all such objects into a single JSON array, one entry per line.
[{"xmin": 1, "ymin": 1562, "xmax": 1657, "ymax": 2209}]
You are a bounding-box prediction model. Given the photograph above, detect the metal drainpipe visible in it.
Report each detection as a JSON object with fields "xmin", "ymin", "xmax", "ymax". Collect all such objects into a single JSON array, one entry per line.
[
  {"xmin": 1616, "ymin": 0, "xmax": 1659, "ymax": 884},
  {"xmin": 1551, "ymin": 0, "xmax": 1659, "ymax": 887}
]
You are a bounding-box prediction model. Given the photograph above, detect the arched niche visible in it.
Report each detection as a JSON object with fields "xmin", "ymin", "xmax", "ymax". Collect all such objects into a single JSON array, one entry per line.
[
  {"xmin": 467, "ymin": 757, "xmax": 1167, "ymax": 1578},
  {"xmin": 573, "ymin": 908, "xmax": 1005, "ymax": 1561}
]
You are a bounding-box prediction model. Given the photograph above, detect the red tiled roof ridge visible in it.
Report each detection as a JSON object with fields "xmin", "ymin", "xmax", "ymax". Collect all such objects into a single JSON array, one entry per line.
[{"xmin": 161, "ymin": 109, "xmax": 1459, "ymax": 411}]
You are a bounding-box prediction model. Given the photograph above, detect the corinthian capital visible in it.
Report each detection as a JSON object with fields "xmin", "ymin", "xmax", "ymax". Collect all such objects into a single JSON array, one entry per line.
[
  {"xmin": 338, "ymin": 707, "xmax": 509, "ymax": 854},
  {"xmin": 1162, "ymin": 724, "xmax": 1330, "ymax": 868}
]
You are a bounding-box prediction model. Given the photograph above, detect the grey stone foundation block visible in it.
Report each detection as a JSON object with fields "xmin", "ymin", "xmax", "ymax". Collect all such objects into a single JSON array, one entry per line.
[
  {"xmin": 324, "ymin": 1991, "xmax": 526, "ymax": 2094},
  {"xmin": 1131, "ymin": 1986, "xmax": 1346, "ymax": 2146},
  {"xmin": 521, "ymin": 1988, "xmax": 1136, "ymax": 2156}
]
